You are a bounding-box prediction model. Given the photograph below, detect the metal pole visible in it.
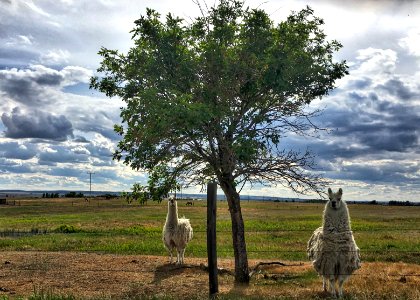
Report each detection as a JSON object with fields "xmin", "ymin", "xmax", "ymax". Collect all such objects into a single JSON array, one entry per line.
[
  {"xmin": 87, "ymin": 172, "xmax": 95, "ymax": 198},
  {"xmin": 207, "ymin": 182, "xmax": 218, "ymax": 297}
]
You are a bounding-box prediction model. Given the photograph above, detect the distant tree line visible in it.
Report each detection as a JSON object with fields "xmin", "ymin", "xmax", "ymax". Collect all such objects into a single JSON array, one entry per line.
[
  {"xmin": 42, "ymin": 193, "xmax": 59, "ymax": 198},
  {"xmin": 64, "ymin": 191, "xmax": 84, "ymax": 198},
  {"xmin": 388, "ymin": 200, "xmax": 418, "ymax": 206}
]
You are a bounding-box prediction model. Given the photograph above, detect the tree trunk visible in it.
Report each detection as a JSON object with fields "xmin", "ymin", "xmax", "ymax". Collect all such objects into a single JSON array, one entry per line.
[{"xmin": 219, "ymin": 178, "xmax": 250, "ymax": 284}]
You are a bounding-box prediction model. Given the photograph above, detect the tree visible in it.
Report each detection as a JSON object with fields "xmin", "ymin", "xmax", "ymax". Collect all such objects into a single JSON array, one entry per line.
[
  {"xmin": 122, "ymin": 165, "xmax": 180, "ymax": 204},
  {"xmin": 90, "ymin": 0, "xmax": 348, "ymax": 283}
]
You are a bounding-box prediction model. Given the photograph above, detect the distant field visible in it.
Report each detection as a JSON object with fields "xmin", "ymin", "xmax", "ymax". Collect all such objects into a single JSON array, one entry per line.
[{"xmin": 0, "ymin": 197, "xmax": 419, "ymax": 264}]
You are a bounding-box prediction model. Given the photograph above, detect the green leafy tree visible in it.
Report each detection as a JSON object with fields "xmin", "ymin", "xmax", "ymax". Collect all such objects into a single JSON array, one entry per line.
[
  {"xmin": 122, "ymin": 165, "xmax": 180, "ymax": 205},
  {"xmin": 91, "ymin": 0, "xmax": 348, "ymax": 283}
]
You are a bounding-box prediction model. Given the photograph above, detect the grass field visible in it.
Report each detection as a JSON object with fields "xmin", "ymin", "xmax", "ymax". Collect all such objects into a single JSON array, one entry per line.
[
  {"xmin": 1, "ymin": 197, "xmax": 419, "ymax": 264},
  {"xmin": 1, "ymin": 197, "xmax": 420, "ymax": 300}
]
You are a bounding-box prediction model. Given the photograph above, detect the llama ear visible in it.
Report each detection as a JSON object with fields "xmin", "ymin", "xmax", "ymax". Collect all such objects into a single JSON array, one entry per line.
[{"xmin": 338, "ymin": 188, "xmax": 343, "ymax": 195}]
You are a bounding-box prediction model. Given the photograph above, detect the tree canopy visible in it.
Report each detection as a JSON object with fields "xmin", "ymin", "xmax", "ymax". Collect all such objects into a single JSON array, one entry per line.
[{"xmin": 91, "ymin": 0, "xmax": 348, "ymax": 283}]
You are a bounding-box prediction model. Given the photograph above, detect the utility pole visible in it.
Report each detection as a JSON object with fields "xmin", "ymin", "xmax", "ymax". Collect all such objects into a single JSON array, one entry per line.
[{"xmin": 87, "ymin": 172, "xmax": 95, "ymax": 198}]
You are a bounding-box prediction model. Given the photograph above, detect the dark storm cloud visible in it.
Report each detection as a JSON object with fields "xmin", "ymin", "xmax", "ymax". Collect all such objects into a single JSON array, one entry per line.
[
  {"xmin": 0, "ymin": 65, "xmax": 66, "ymax": 107},
  {"xmin": 378, "ymin": 78, "xmax": 418, "ymax": 100},
  {"xmin": 0, "ymin": 141, "xmax": 37, "ymax": 160},
  {"xmin": 359, "ymin": 130, "xmax": 418, "ymax": 152},
  {"xmin": 0, "ymin": 66, "xmax": 63, "ymax": 106},
  {"xmin": 317, "ymin": 91, "xmax": 420, "ymax": 155},
  {"xmin": 328, "ymin": 162, "xmax": 420, "ymax": 184},
  {"xmin": 0, "ymin": 65, "xmax": 92, "ymax": 108},
  {"xmin": 291, "ymin": 64, "xmax": 420, "ymax": 188},
  {"xmin": 0, "ymin": 75, "xmax": 44, "ymax": 107},
  {"xmin": 1, "ymin": 107, "xmax": 74, "ymax": 141}
]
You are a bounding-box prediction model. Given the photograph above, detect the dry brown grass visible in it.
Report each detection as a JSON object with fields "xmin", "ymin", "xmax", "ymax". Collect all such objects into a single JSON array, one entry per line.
[{"xmin": 0, "ymin": 251, "xmax": 419, "ymax": 299}]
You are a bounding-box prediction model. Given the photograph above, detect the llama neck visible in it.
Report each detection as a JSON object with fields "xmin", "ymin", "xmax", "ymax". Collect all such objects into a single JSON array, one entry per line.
[
  {"xmin": 322, "ymin": 202, "xmax": 351, "ymax": 233},
  {"xmin": 166, "ymin": 203, "xmax": 179, "ymax": 226}
]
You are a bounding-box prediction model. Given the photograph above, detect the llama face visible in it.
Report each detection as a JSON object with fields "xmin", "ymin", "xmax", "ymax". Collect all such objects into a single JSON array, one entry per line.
[
  {"xmin": 328, "ymin": 188, "xmax": 343, "ymax": 210},
  {"xmin": 168, "ymin": 198, "xmax": 176, "ymax": 207}
]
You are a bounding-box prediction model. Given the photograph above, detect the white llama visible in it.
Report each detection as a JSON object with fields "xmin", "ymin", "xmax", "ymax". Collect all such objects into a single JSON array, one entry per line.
[
  {"xmin": 162, "ymin": 197, "xmax": 193, "ymax": 265},
  {"xmin": 307, "ymin": 188, "xmax": 361, "ymax": 298}
]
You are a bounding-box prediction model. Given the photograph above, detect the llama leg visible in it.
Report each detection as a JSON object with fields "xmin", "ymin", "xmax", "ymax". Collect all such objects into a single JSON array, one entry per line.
[
  {"xmin": 329, "ymin": 276, "xmax": 336, "ymax": 297},
  {"xmin": 338, "ymin": 275, "xmax": 347, "ymax": 298},
  {"xmin": 169, "ymin": 247, "xmax": 173, "ymax": 264},
  {"xmin": 322, "ymin": 276, "xmax": 327, "ymax": 292},
  {"xmin": 180, "ymin": 248, "xmax": 185, "ymax": 265},
  {"xmin": 164, "ymin": 242, "xmax": 173, "ymax": 264},
  {"xmin": 176, "ymin": 249, "xmax": 181, "ymax": 265}
]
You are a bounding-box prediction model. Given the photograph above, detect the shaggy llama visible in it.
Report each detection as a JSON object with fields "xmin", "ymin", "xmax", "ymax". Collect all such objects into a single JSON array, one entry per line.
[
  {"xmin": 307, "ymin": 188, "xmax": 361, "ymax": 298},
  {"xmin": 162, "ymin": 197, "xmax": 193, "ymax": 265}
]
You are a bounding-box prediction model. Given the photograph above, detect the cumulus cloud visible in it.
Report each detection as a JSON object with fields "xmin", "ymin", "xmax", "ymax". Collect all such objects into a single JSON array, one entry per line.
[
  {"xmin": 66, "ymin": 105, "xmax": 121, "ymax": 141},
  {"xmin": 0, "ymin": 65, "xmax": 92, "ymax": 106},
  {"xmin": 0, "ymin": 141, "xmax": 37, "ymax": 160},
  {"xmin": 38, "ymin": 145, "xmax": 89, "ymax": 165},
  {"xmin": 354, "ymin": 48, "xmax": 398, "ymax": 75},
  {"xmin": 399, "ymin": 29, "xmax": 420, "ymax": 57},
  {"xmin": 39, "ymin": 49, "xmax": 71, "ymax": 65},
  {"xmin": 1, "ymin": 107, "xmax": 74, "ymax": 141},
  {"xmin": 296, "ymin": 44, "xmax": 420, "ymax": 190},
  {"xmin": 0, "ymin": 158, "xmax": 35, "ymax": 174}
]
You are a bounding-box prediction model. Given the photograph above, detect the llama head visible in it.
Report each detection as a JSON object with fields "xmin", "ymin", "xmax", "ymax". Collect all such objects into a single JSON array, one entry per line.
[
  {"xmin": 327, "ymin": 188, "xmax": 343, "ymax": 210},
  {"xmin": 167, "ymin": 196, "xmax": 177, "ymax": 208}
]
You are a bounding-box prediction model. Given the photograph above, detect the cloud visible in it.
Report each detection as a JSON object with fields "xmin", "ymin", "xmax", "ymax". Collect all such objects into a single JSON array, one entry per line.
[
  {"xmin": 399, "ymin": 28, "xmax": 420, "ymax": 57},
  {"xmin": 4, "ymin": 35, "xmax": 33, "ymax": 47},
  {"xmin": 1, "ymin": 107, "xmax": 74, "ymax": 141},
  {"xmin": 316, "ymin": 100, "xmax": 419, "ymax": 157},
  {"xmin": 47, "ymin": 167, "xmax": 85, "ymax": 178},
  {"xmin": 73, "ymin": 136, "xmax": 90, "ymax": 143},
  {"xmin": 328, "ymin": 161, "xmax": 420, "ymax": 185},
  {"xmin": 0, "ymin": 65, "xmax": 92, "ymax": 106},
  {"xmin": 0, "ymin": 158, "xmax": 35, "ymax": 174},
  {"xmin": 285, "ymin": 45, "xmax": 420, "ymax": 190},
  {"xmin": 39, "ymin": 49, "xmax": 70, "ymax": 66},
  {"xmin": 38, "ymin": 145, "xmax": 89, "ymax": 165},
  {"xmin": 377, "ymin": 78, "xmax": 418, "ymax": 100},
  {"xmin": 0, "ymin": 141, "xmax": 37, "ymax": 160},
  {"xmin": 354, "ymin": 48, "xmax": 398, "ymax": 75},
  {"xmin": 66, "ymin": 105, "xmax": 121, "ymax": 141}
]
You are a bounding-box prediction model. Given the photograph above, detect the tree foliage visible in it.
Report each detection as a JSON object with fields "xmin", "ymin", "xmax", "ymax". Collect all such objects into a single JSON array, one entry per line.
[
  {"xmin": 122, "ymin": 165, "xmax": 180, "ymax": 205},
  {"xmin": 91, "ymin": 1, "xmax": 347, "ymax": 193}
]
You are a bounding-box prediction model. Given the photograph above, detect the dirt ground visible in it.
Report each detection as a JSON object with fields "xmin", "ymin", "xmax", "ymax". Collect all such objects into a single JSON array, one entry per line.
[{"xmin": 0, "ymin": 251, "xmax": 419, "ymax": 299}]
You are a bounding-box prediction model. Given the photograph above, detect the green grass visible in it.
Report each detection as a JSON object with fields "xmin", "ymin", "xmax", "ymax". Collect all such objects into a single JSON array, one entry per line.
[{"xmin": 0, "ymin": 198, "xmax": 419, "ymax": 263}]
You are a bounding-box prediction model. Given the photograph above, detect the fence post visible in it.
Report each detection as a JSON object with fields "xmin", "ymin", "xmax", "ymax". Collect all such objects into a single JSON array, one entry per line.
[{"xmin": 207, "ymin": 182, "xmax": 218, "ymax": 298}]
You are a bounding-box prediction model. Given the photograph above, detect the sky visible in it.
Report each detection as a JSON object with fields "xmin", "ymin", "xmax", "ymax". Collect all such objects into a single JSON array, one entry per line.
[{"xmin": 0, "ymin": 0, "xmax": 419, "ymax": 201}]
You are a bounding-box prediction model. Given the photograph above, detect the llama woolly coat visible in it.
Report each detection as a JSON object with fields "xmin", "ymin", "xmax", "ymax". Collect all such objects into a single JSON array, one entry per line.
[
  {"xmin": 307, "ymin": 201, "xmax": 361, "ymax": 278},
  {"xmin": 162, "ymin": 198, "xmax": 193, "ymax": 264}
]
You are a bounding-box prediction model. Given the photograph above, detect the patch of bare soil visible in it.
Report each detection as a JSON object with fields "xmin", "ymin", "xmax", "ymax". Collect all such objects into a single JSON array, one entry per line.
[{"xmin": 0, "ymin": 251, "xmax": 419, "ymax": 299}]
